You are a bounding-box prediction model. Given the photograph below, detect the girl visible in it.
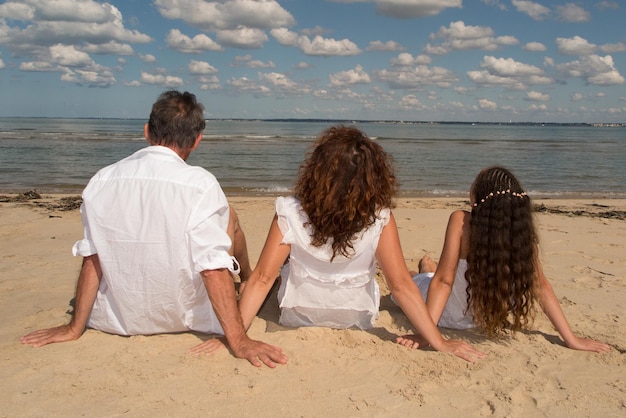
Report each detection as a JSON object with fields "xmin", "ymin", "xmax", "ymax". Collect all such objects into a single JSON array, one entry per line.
[{"xmin": 397, "ymin": 166, "xmax": 610, "ymax": 353}]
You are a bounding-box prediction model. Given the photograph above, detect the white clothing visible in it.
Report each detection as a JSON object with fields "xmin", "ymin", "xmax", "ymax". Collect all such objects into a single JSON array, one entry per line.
[
  {"xmin": 275, "ymin": 196, "xmax": 390, "ymax": 329},
  {"xmin": 412, "ymin": 259, "xmax": 474, "ymax": 329},
  {"xmin": 73, "ymin": 146, "xmax": 239, "ymax": 336}
]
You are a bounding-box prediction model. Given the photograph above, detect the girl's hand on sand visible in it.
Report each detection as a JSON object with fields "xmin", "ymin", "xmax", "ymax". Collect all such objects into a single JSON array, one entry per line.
[
  {"xmin": 396, "ymin": 333, "xmax": 429, "ymax": 349},
  {"xmin": 566, "ymin": 336, "xmax": 611, "ymax": 353},
  {"xmin": 20, "ymin": 325, "xmax": 82, "ymax": 347},
  {"xmin": 439, "ymin": 340, "xmax": 487, "ymax": 363}
]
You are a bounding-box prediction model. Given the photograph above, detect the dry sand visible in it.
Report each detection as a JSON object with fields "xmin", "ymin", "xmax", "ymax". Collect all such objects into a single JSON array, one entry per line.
[{"xmin": 1, "ymin": 194, "xmax": 625, "ymax": 417}]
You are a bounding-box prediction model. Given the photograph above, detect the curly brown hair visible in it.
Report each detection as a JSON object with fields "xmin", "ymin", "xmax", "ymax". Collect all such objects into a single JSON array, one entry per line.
[
  {"xmin": 466, "ymin": 166, "xmax": 539, "ymax": 337},
  {"xmin": 295, "ymin": 125, "xmax": 397, "ymax": 260}
]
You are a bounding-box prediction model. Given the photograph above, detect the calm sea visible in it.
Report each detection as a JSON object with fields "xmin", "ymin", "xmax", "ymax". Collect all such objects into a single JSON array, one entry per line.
[{"xmin": 1, "ymin": 117, "xmax": 625, "ymax": 198}]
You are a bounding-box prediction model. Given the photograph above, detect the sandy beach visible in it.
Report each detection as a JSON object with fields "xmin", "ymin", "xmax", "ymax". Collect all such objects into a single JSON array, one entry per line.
[{"xmin": 1, "ymin": 194, "xmax": 625, "ymax": 417}]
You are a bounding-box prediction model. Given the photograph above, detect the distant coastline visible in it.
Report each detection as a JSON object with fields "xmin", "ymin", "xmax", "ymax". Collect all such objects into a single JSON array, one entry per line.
[
  {"xmin": 1, "ymin": 116, "xmax": 624, "ymax": 128},
  {"xmin": 214, "ymin": 119, "xmax": 626, "ymax": 128}
]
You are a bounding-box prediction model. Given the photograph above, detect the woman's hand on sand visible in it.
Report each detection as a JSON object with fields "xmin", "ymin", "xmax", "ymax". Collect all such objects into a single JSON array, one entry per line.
[
  {"xmin": 189, "ymin": 337, "xmax": 228, "ymax": 356},
  {"xmin": 566, "ymin": 336, "xmax": 611, "ymax": 353},
  {"xmin": 190, "ymin": 335, "xmax": 288, "ymax": 368},
  {"xmin": 396, "ymin": 334, "xmax": 486, "ymax": 362},
  {"xmin": 20, "ymin": 325, "xmax": 82, "ymax": 347}
]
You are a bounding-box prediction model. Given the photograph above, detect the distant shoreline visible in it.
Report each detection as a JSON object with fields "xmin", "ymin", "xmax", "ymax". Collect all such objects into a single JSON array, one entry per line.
[{"xmin": 1, "ymin": 116, "xmax": 624, "ymax": 128}]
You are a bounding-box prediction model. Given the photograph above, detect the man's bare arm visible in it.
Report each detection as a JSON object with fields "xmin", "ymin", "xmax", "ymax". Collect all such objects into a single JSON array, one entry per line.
[
  {"xmin": 201, "ymin": 268, "xmax": 287, "ymax": 368},
  {"xmin": 21, "ymin": 254, "xmax": 102, "ymax": 347}
]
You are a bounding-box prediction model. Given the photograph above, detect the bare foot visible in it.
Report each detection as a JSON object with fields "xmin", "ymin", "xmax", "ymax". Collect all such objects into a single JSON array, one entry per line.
[{"xmin": 418, "ymin": 254, "xmax": 437, "ymax": 274}]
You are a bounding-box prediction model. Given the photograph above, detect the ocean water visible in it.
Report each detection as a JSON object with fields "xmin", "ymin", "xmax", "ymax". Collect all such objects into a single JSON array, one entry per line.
[{"xmin": 1, "ymin": 117, "xmax": 625, "ymax": 198}]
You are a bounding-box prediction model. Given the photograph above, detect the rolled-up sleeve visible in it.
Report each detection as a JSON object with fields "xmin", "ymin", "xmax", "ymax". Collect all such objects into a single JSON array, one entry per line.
[
  {"xmin": 72, "ymin": 202, "xmax": 98, "ymax": 257},
  {"xmin": 188, "ymin": 184, "xmax": 240, "ymax": 274}
]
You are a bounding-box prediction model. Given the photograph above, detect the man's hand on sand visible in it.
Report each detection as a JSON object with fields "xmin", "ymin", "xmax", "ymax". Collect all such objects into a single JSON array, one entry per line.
[
  {"xmin": 21, "ymin": 325, "xmax": 82, "ymax": 347},
  {"xmin": 190, "ymin": 336, "xmax": 288, "ymax": 368}
]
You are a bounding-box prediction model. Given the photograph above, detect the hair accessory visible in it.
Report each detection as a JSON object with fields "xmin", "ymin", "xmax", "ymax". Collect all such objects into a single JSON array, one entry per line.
[{"xmin": 473, "ymin": 190, "xmax": 527, "ymax": 207}]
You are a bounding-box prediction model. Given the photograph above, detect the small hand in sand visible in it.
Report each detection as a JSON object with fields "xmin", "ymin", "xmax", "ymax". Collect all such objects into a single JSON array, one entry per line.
[
  {"xmin": 396, "ymin": 333, "xmax": 429, "ymax": 349},
  {"xmin": 566, "ymin": 336, "xmax": 611, "ymax": 353}
]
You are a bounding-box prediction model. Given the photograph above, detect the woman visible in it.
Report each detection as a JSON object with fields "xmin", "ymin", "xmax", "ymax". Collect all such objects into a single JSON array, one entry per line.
[{"xmin": 237, "ymin": 125, "xmax": 485, "ymax": 362}]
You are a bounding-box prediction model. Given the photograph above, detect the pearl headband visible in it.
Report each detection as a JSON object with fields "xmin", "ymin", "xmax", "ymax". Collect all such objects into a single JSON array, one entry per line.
[{"xmin": 473, "ymin": 189, "xmax": 527, "ymax": 207}]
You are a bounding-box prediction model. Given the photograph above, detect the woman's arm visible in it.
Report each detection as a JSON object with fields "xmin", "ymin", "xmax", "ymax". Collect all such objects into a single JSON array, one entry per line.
[
  {"xmin": 535, "ymin": 255, "xmax": 610, "ymax": 352},
  {"xmin": 238, "ymin": 215, "xmax": 291, "ymax": 330},
  {"xmin": 424, "ymin": 210, "xmax": 467, "ymax": 325},
  {"xmin": 377, "ymin": 213, "xmax": 485, "ymax": 362}
]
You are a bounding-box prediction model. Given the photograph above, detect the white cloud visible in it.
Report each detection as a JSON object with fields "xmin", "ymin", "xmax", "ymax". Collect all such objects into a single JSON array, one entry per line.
[
  {"xmin": 138, "ymin": 53, "xmax": 156, "ymax": 63},
  {"xmin": 522, "ymin": 42, "xmax": 547, "ymax": 52},
  {"xmin": 0, "ymin": 0, "xmax": 151, "ymax": 53},
  {"xmin": 376, "ymin": 65, "xmax": 458, "ymax": 89},
  {"xmin": 481, "ymin": 0, "xmax": 507, "ymax": 10},
  {"xmin": 199, "ymin": 75, "xmax": 221, "ymax": 90},
  {"xmin": 232, "ymin": 54, "xmax": 275, "ymax": 68},
  {"xmin": 259, "ymin": 72, "xmax": 309, "ymax": 95},
  {"xmin": 555, "ymin": 54, "xmax": 625, "ymax": 86},
  {"xmin": 293, "ymin": 61, "xmax": 312, "ymax": 70},
  {"xmin": 527, "ymin": 103, "xmax": 547, "ymax": 111},
  {"xmin": 511, "ymin": 0, "xmax": 550, "ymax": 20},
  {"xmin": 329, "ymin": 65, "xmax": 371, "ymax": 87},
  {"xmin": 481, "ymin": 56, "xmax": 544, "ymax": 77},
  {"xmin": 390, "ymin": 53, "xmax": 432, "ymax": 66},
  {"xmin": 140, "ymin": 71, "xmax": 184, "ymax": 87},
  {"xmin": 217, "ymin": 27, "xmax": 268, "ymax": 49},
  {"xmin": 188, "ymin": 59, "xmax": 218, "ymax": 75},
  {"xmin": 375, "ymin": 0, "xmax": 462, "ymax": 18},
  {"xmin": 271, "ymin": 29, "xmax": 361, "ymax": 56},
  {"xmin": 556, "ymin": 36, "xmax": 596, "ymax": 56},
  {"xmin": 467, "ymin": 56, "xmax": 552, "ymax": 90},
  {"xmin": 426, "ymin": 21, "xmax": 518, "ymax": 54},
  {"xmin": 0, "ymin": 1, "xmax": 35, "ymax": 20},
  {"xmin": 600, "ymin": 42, "xmax": 626, "ymax": 54},
  {"xmin": 49, "ymin": 44, "xmax": 93, "ymax": 67},
  {"xmin": 20, "ymin": 61, "xmax": 56, "ymax": 71},
  {"xmin": 595, "ymin": 1, "xmax": 619, "ymax": 10},
  {"xmin": 525, "ymin": 91, "xmax": 550, "ymax": 101},
  {"xmin": 478, "ymin": 98, "xmax": 498, "ymax": 110},
  {"xmin": 556, "ymin": 4, "xmax": 590, "ymax": 23},
  {"xmin": 366, "ymin": 40, "xmax": 404, "ymax": 52},
  {"xmin": 81, "ymin": 41, "xmax": 134, "ymax": 55},
  {"xmin": 154, "ymin": 0, "xmax": 295, "ymax": 31},
  {"xmin": 398, "ymin": 94, "xmax": 427, "ymax": 110},
  {"xmin": 227, "ymin": 77, "xmax": 272, "ymax": 96},
  {"xmin": 166, "ymin": 29, "xmax": 223, "ymax": 53}
]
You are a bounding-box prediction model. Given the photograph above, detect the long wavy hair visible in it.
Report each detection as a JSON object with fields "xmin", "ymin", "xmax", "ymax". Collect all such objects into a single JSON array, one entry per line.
[
  {"xmin": 295, "ymin": 125, "xmax": 397, "ymax": 260},
  {"xmin": 466, "ymin": 166, "xmax": 539, "ymax": 337}
]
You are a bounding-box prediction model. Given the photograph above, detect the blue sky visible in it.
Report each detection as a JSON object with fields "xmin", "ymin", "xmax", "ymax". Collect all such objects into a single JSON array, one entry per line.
[{"xmin": 0, "ymin": 0, "xmax": 624, "ymax": 122}]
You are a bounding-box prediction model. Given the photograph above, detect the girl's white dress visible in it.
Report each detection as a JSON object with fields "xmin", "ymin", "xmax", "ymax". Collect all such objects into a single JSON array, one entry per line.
[
  {"xmin": 411, "ymin": 259, "xmax": 475, "ymax": 329},
  {"xmin": 275, "ymin": 196, "xmax": 390, "ymax": 329}
]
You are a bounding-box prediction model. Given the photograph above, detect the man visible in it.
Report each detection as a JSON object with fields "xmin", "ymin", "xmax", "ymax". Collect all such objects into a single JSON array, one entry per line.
[{"xmin": 21, "ymin": 90, "xmax": 287, "ymax": 368}]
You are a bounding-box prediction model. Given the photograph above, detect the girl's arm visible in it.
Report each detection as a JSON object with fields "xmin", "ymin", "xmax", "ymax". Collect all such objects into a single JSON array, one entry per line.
[
  {"xmin": 424, "ymin": 210, "xmax": 467, "ymax": 325},
  {"xmin": 535, "ymin": 256, "xmax": 610, "ymax": 352},
  {"xmin": 377, "ymin": 212, "xmax": 486, "ymax": 362},
  {"xmin": 238, "ymin": 215, "xmax": 291, "ymax": 330}
]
